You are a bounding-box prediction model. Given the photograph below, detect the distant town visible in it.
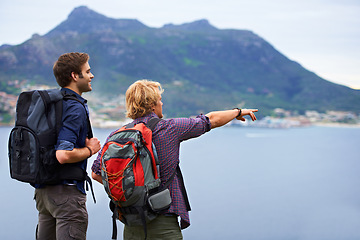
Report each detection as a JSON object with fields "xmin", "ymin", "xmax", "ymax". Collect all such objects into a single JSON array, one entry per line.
[
  {"xmin": 229, "ymin": 108, "xmax": 360, "ymax": 129},
  {"xmin": 1, "ymin": 80, "xmax": 360, "ymax": 128}
]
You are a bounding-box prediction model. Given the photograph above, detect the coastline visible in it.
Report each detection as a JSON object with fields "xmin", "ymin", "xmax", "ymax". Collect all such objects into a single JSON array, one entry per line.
[
  {"xmin": 2, "ymin": 120, "xmax": 360, "ymax": 129},
  {"xmin": 313, "ymin": 122, "xmax": 360, "ymax": 128}
]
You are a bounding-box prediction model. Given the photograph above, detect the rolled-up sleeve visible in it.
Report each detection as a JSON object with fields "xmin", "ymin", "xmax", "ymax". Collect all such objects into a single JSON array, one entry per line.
[
  {"xmin": 56, "ymin": 140, "xmax": 75, "ymax": 151},
  {"xmin": 174, "ymin": 114, "xmax": 211, "ymax": 141}
]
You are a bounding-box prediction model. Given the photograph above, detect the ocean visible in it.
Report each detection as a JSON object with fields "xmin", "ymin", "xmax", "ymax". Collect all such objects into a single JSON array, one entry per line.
[{"xmin": 1, "ymin": 125, "xmax": 360, "ymax": 240}]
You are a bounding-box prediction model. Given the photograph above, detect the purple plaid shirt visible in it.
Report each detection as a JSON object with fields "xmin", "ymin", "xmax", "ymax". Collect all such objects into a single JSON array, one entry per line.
[{"xmin": 91, "ymin": 112, "xmax": 211, "ymax": 229}]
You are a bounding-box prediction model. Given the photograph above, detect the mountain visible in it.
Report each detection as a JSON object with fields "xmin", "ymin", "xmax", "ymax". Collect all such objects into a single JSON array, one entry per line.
[{"xmin": 1, "ymin": 6, "xmax": 359, "ymax": 117}]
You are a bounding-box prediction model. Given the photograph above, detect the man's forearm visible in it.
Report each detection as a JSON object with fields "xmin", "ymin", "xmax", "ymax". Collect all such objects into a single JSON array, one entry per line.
[
  {"xmin": 206, "ymin": 109, "xmax": 239, "ymax": 129},
  {"xmin": 56, "ymin": 147, "xmax": 91, "ymax": 164},
  {"xmin": 206, "ymin": 108, "xmax": 258, "ymax": 128}
]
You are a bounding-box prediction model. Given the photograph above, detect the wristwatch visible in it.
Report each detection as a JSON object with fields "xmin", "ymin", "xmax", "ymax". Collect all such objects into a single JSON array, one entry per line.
[{"xmin": 233, "ymin": 108, "xmax": 242, "ymax": 118}]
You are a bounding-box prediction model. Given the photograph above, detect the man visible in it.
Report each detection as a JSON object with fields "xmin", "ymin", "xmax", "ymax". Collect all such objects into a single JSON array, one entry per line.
[
  {"xmin": 35, "ymin": 52, "xmax": 101, "ymax": 240},
  {"xmin": 91, "ymin": 79, "xmax": 258, "ymax": 239}
]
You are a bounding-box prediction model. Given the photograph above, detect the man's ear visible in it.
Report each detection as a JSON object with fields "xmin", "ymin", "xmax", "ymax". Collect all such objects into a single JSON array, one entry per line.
[{"xmin": 71, "ymin": 72, "xmax": 77, "ymax": 81}]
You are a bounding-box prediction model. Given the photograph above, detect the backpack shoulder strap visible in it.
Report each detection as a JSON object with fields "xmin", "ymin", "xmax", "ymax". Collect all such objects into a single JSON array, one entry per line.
[
  {"xmin": 38, "ymin": 90, "xmax": 55, "ymax": 130},
  {"xmin": 146, "ymin": 117, "xmax": 162, "ymax": 132}
]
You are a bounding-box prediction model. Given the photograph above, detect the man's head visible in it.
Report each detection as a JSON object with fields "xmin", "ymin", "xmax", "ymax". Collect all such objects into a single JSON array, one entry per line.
[
  {"xmin": 126, "ymin": 79, "xmax": 164, "ymax": 119},
  {"xmin": 53, "ymin": 52, "xmax": 93, "ymax": 93}
]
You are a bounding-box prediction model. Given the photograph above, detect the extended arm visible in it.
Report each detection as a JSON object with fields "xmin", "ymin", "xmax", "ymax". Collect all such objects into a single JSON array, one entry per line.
[{"xmin": 206, "ymin": 108, "xmax": 258, "ymax": 129}]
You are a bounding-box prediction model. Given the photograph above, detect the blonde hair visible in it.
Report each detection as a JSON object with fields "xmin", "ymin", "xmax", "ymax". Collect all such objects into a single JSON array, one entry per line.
[{"xmin": 126, "ymin": 79, "xmax": 164, "ymax": 119}]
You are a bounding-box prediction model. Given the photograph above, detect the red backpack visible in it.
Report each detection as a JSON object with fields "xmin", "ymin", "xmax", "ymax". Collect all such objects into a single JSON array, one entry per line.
[{"xmin": 100, "ymin": 117, "xmax": 175, "ymax": 239}]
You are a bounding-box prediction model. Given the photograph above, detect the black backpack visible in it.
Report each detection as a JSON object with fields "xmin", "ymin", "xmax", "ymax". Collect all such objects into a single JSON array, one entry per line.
[{"xmin": 8, "ymin": 89, "xmax": 95, "ymax": 201}]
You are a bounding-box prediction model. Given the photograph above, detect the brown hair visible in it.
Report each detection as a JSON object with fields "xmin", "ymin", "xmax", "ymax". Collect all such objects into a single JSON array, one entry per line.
[
  {"xmin": 53, "ymin": 52, "xmax": 89, "ymax": 87},
  {"xmin": 126, "ymin": 79, "xmax": 164, "ymax": 119}
]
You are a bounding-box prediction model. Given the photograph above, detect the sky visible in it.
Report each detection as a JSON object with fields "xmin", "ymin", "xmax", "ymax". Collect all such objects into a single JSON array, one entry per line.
[{"xmin": 1, "ymin": 0, "xmax": 359, "ymax": 89}]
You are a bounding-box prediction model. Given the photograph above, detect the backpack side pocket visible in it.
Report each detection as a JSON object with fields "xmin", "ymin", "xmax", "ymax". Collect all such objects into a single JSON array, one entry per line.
[{"xmin": 9, "ymin": 126, "xmax": 40, "ymax": 184}]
